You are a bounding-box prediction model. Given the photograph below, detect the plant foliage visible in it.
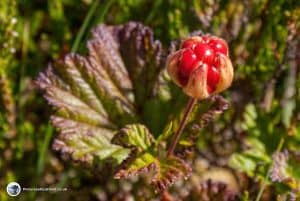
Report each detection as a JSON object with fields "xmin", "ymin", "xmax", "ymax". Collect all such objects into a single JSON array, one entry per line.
[
  {"xmin": 1, "ymin": 0, "xmax": 300, "ymax": 200},
  {"xmin": 37, "ymin": 22, "xmax": 194, "ymax": 191}
]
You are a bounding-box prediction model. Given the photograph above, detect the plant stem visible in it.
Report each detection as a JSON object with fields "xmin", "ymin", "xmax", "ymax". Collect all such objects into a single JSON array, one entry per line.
[
  {"xmin": 94, "ymin": 0, "xmax": 116, "ymax": 24},
  {"xmin": 37, "ymin": 124, "xmax": 53, "ymax": 176},
  {"xmin": 167, "ymin": 98, "xmax": 197, "ymax": 156}
]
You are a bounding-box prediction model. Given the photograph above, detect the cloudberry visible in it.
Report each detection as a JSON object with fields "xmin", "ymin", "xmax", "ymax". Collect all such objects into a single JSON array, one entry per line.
[{"xmin": 166, "ymin": 35, "xmax": 233, "ymax": 99}]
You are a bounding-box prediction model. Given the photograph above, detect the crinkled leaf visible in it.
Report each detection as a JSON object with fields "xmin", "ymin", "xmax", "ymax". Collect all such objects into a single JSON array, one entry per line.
[
  {"xmin": 52, "ymin": 117, "xmax": 130, "ymax": 165},
  {"xmin": 36, "ymin": 22, "xmax": 165, "ymax": 166},
  {"xmin": 112, "ymin": 124, "xmax": 154, "ymax": 151},
  {"xmin": 115, "ymin": 153, "xmax": 191, "ymax": 192},
  {"xmin": 112, "ymin": 124, "xmax": 191, "ymax": 191},
  {"xmin": 114, "ymin": 152, "xmax": 157, "ymax": 179},
  {"xmin": 115, "ymin": 22, "xmax": 165, "ymax": 109},
  {"xmin": 115, "ymin": 22, "xmax": 176, "ymax": 136},
  {"xmin": 151, "ymin": 155, "xmax": 191, "ymax": 192},
  {"xmin": 37, "ymin": 53, "xmax": 133, "ymax": 165},
  {"xmin": 37, "ymin": 21, "xmax": 191, "ymax": 190}
]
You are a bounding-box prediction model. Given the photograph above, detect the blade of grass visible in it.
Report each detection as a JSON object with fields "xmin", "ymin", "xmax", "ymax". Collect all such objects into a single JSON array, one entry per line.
[
  {"xmin": 145, "ymin": 0, "xmax": 163, "ymax": 23},
  {"xmin": 93, "ymin": 0, "xmax": 116, "ymax": 24},
  {"xmin": 37, "ymin": 124, "xmax": 53, "ymax": 176},
  {"xmin": 29, "ymin": 124, "xmax": 53, "ymax": 200},
  {"xmin": 71, "ymin": 0, "xmax": 100, "ymax": 52},
  {"xmin": 255, "ymin": 138, "xmax": 284, "ymax": 201},
  {"xmin": 53, "ymin": 169, "xmax": 70, "ymax": 201},
  {"xmin": 79, "ymin": 0, "xmax": 116, "ymax": 50}
]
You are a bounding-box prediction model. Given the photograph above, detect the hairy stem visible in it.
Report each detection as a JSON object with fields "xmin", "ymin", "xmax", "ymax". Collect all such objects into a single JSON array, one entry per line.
[{"xmin": 167, "ymin": 98, "xmax": 197, "ymax": 156}]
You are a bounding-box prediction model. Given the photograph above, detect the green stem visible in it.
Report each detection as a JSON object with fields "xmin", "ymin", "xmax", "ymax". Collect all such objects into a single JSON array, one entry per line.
[
  {"xmin": 145, "ymin": 0, "xmax": 162, "ymax": 23},
  {"xmin": 71, "ymin": 0, "xmax": 100, "ymax": 52},
  {"xmin": 255, "ymin": 138, "xmax": 284, "ymax": 201},
  {"xmin": 94, "ymin": 0, "xmax": 115, "ymax": 24},
  {"xmin": 37, "ymin": 124, "xmax": 53, "ymax": 176},
  {"xmin": 79, "ymin": 0, "xmax": 116, "ymax": 47},
  {"xmin": 167, "ymin": 98, "xmax": 197, "ymax": 156}
]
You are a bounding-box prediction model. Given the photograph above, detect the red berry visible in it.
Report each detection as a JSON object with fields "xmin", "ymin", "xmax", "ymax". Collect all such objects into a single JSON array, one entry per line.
[
  {"xmin": 181, "ymin": 39, "xmax": 198, "ymax": 49},
  {"xmin": 207, "ymin": 85, "xmax": 213, "ymax": 94},
  {"xmin": 179, "ymin": 49, "xmax": 197, "ymax": 78},
  {"xmin": 213, "ymin": 56, "xmax": 221, "ymax": 68},
  {"xmin": 178, "ymin": 73, "xmax": 188, "ymax": 86},
  {"xmin": 209, "ymin": 38, "xmax": 228, "ymax": 55},
  {"xmin": 202, "ymin": 35, "xmax": 211, "ymax": 43},
  {"xmin": 207, "ymin": 66, "xmax": 220, "ymax": 92},
  {"xmin": 194, "ymin": 43, "xmax": 215, "ymax": 65}
]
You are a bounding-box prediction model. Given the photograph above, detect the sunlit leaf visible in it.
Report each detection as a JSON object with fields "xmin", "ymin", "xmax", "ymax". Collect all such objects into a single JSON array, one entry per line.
[
  {"xmin": 151, "ymin": 155, "xmax": 191, "ymax": 192},
  {"xmin": 51, "ymin": 116, "xmax": 130, "ymax": 165},
  {"xmin": 112, "ymin": 124, "xmax": 191, "ymax": 191},
  {"xmin": 229, "ymin": 153, "xmax": 257, "ymax": 177},
  {"xmin": 36, "ymin": 22, "xmax": 165, "ymax": 166},
  {"xmin": 112, "ymin": 124, "xmax": 154, "ymax": 151}
]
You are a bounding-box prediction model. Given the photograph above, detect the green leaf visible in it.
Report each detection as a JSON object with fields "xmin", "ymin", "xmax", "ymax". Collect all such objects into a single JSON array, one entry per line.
[
  {"xmin": 112, "ymin": 124, "xmax": 191, "ymax": 191},
  {"xmin": 112, "ymin": 124, "xmax": 154, "ymax": 151},
  {"xmin": 229, "ymin": 137, "xmax": 271, "ymax": 177},
  {"xmin": 230, "ymin": 103, "xmax": 287, "ymax": 178},
  {"xmin": 51, "ymin": 116, "xmax": 130, "ymax": 165},
  {"xmin": 37, "ymin": 21, "xmax": 190, "ymax": 190},
  {"xmin": 115, "ymin": 153, "xmax": 191, "ymax": 192},
  {"xmin": 151, "ymin": 155, "xmax": 191, "ymax": 192},
  {"xmin": 36, "ymin": 22, "xmax": 165, "ymax": 166},
  {"xmin": 229, "ymin": 153, "xmax": 257, "ymax": 177},
  {"xmin": 243, "ymin": 138, "xmax": 271, "ymax": 162},
  {"xmin": 287, "ymin": 159, "xmax": 300, "ymax": 182},
  {"xmin": 116, "ymin": 22, "xmax": 165, "ymax": 109},
  {"xmin": 156, "ymin": 121, "xmax": 173, "ymax": 144},
  {"xmin": 116, "ymin": 22, "xmax": 175, "ymax": 136},
  {"xmin": 114, "ymin": 152, "xmax": 157, "ymax": 179}
]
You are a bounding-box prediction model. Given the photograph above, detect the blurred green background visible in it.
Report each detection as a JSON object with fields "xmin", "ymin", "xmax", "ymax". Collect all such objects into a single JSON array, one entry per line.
[{"xmin": 0, "ymin": 0, "xmax": 299, "ymax": 200}]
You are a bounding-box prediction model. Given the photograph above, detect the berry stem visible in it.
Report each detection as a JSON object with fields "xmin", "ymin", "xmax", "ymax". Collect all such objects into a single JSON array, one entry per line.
[{"xmin": 167, "ymin": 98, "xmax": 197, "ymax": 156}]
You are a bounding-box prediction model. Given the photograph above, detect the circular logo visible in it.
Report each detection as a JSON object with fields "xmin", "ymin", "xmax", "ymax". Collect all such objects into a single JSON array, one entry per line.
[{"xmin": 6, "ymin": 182, "xmax": 21, "ymax": 196}]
